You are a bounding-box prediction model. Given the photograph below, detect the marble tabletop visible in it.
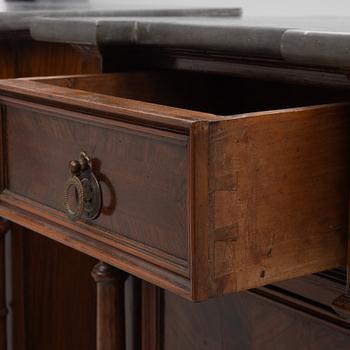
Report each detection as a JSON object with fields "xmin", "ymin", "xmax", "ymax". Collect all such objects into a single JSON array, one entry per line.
[
  {"xmin": 30, "ymin": 15, "xmax": 350, "ymax": 69},
  {"xmin": 2, "ymin": 2, "xmax": 350, "ymax": 69},
  {"xmin": 0, "ymin": 1, "xmax": 241, "ymax": 31}
]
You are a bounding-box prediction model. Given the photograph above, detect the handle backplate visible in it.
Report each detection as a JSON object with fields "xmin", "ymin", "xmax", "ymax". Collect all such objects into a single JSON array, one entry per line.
[{"xmin": 64, "ymin": 151, "xmax": 102, "ymax": 222}]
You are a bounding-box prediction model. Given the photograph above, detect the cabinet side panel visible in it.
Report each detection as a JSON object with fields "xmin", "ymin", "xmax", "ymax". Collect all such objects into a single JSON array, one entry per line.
[{"xmin": 162, "ymin": 289, "xmax": 350, "ymax": 350}]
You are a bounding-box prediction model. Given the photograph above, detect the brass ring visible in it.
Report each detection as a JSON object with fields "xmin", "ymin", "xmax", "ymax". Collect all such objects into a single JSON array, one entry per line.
[{"xmin": 64, "ymin": 176, "xmax": 85, "ymax": 222}]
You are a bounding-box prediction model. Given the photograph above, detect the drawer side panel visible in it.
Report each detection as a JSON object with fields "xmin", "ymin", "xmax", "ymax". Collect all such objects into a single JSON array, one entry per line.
[{"xmin": 208, "ymin": 104, "xmax": 350, "ymax": 295}]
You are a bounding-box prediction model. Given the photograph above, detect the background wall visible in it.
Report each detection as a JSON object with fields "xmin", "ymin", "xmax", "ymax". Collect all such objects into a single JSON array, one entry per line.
[
  {"xmin": 88, "ymin": 0, "xmax": 350, "ymax": 16},
  {"xmin": 1, "ymin": 0, "xmax": 349, "ymax": 17}
]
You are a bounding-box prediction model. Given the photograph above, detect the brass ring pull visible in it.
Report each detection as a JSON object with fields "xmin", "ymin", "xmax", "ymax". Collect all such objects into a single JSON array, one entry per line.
[
  {"xmin": 64, "ymin": 176, "xmax": 85, "ymax": 222},
  {"xmin": 64, "ymin": 152, "xmax": 102, "ymax": 222}
]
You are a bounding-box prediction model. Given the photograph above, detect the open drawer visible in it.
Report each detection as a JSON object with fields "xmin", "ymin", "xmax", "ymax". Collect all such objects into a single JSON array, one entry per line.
[{"xmin": 0, "ymin": 71, "xmax": 348, "ymax": 301}]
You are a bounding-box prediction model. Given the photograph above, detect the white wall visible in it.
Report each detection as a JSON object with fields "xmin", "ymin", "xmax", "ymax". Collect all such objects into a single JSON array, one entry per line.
[
  {"xmin": 0, "ymin": 0, "xmax": 349, "ymax": 17},
  {"xmin": 88, "ymin": 0, "xmax": 350, "ymax": 17}
]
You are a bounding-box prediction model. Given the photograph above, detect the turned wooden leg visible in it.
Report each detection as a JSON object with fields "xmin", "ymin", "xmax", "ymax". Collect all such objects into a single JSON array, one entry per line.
[
  {"xmin": 92, "ymin": 262, "xmax": 128, "ymax": 350},
  {"xmin": 0, "ymin": 220, "xmax": 9, "ymax": 350}
]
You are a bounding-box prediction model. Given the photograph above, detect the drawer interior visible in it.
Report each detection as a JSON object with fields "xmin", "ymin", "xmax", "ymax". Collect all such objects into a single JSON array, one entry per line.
[{"xmin": 37, "ymin": 71, "xmax": 349, "ymax": 115}]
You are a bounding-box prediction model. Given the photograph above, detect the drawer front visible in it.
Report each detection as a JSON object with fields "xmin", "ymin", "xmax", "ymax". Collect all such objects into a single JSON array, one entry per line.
[
  {"xmin": 4, "ymin": 103, "xmax": 189, "ymax": 265},
  {"xmin": 1, "ymin": 75, "xmax": 350, "ymax": 301}
]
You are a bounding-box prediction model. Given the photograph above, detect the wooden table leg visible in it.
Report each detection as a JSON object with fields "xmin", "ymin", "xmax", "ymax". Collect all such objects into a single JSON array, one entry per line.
[
  {"xmin": 0, "ymin": 220, "xmax": 9, "ymax": 350},
  {"xmin": 92, "ymin": 262, "xmax": 128, "ymax": 350}
]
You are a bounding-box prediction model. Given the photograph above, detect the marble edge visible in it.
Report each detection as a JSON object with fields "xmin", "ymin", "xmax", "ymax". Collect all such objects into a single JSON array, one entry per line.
[
  {"xmin": 0, "ymin": 7, "xmax": 242, "ymax": 32},
  {"xmin": 30, "ymin": 16, "xmax": 350, "ymax": 69},
  {"xmin": 281, "ymin": 29, "xmax": 350, "ymax": 68},
  {"xmin": 30, "ymin": 17, "xmax": 286, "ymax": 56}
]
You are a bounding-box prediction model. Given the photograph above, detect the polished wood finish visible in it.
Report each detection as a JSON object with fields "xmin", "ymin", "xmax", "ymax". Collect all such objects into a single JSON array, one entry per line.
[
  {"xmin": 205, "ymin": 103, "xmax": 350, "ymax": 298},
  {"xmin": 160, "ymin": 287, "xmax": 350, "ymax": 350},
  {"xmin": 11, "ymin": 225, "xmax": 26, "ymax": 350},
  {"xmin": 0, "ymin": 40, "xmax": 15, "ymax": 79},
  {"xmin": 331, "ymin": 190, "xmax": 350, "ymax": 318},
  {"xmin": 141, "ymin": 271, "xmax": 350, "ymax": 350},
  {"xmin": 92, "ymin": 262, "xmax": 128, "ymax": 350},
  {"xmin": 0, "ymin": 34, "xmax": 102, "ymax": 350},
  {"xmin": 0, "ymin": 37, "xmax": 101, "ymax": 79},
  {"xmin": 0, "ymin": 220, "xmax": 9, "ymax": 350},
  {"xmin": 0, "ymin": 32, "xmax": 350, "ymax": 349},
  {"xmin": 0, "ymin": 111, "xmax": 6, "ymax": 350},
  {"xmin": 5, "ymin": 104, "xmax": 189, "ymax": 262},
  {"xmin": 141, "ymin": 282, "xmax": 162, "ymax": 350},
  {"xmin": 28, "ymin": 71, "xmax": 348, "ymax": 116},
  {"xmin": 0, "ymin": 72, "xmax": 348, "ymax": 301},
  {"xmin": 255, "ymin": 268, "xmax": 350, "ymax": 327},
  {"xmin": 11, "ymin": 225, "xmax": 97, "ymax": 350}
]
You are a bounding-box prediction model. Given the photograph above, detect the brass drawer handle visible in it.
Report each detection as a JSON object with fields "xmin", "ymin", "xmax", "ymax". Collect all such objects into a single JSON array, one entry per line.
[{"xmin": 64, "ymin": 151, "xmax": 102, "ymax": 222}]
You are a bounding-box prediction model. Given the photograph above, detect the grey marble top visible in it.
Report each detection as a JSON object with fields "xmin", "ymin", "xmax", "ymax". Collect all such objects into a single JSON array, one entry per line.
[
  {"xmin": 30, "ymin": 15, "xmax": 350, "ymax": 69},
  {"xmin": 0, "ymin": 2, "xmax": 241, "ymax": 31}
]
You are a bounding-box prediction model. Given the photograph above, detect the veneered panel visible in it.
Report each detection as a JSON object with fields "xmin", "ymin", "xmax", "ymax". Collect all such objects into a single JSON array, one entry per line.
[{"xmin": 6, "ymin": 104, "xmax": 189, "ymax": 261}]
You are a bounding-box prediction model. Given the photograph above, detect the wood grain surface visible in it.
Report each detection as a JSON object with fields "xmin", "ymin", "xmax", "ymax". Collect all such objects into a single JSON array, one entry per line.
[
  {"xmin": 0, "ymin": 221, "xmax": 9, "ymax": 350},
  {"xmin": 92, "ymin": 262, "xmax": 128, "ymax": 350},
  {"xmin": 204, "ymin": 103, "xmax": 350, "ymax": 298},
  {"xmin": 0, "ymin": 34, "xmax": 102, "ymax": 350},
  {"xmin": 161, "ymin": 288, "xmax": 350, "ymax": 350},
  {"xmin": 11, "ymin": 224, "xmax": 97, "ymax": 350},
  {"xmin": 0, "ymin": 73, "xmax": 349, "ymax": 301},
  {"xmin": 5, "ymin": 103, "xmax": 189, "ymax": 263}
]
